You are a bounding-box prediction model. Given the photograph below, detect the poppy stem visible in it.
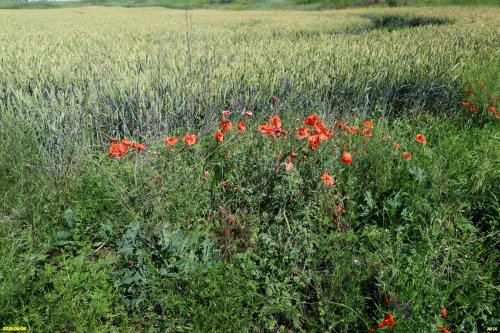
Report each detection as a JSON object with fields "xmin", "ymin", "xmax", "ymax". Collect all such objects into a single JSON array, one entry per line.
[
  {"xmin": 134, "ymin": 150, "xmax": 138, "ymax": 187},
  {"xmin": 282, "ymin": 208, "xmax": 291, "ymax": 234},
  {"xmin": 27, "ymin": 165, "xmax": 36, "ymax": 252}
]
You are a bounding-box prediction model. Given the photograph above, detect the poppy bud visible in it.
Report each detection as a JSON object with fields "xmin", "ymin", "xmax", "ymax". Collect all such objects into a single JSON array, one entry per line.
[
  {"xmin": 135, "ymin": 143, "xmax": 147, "ymax": 151},
  {"xmin": 215, "ymin": 130, "xmax": 224, "ymax": 143},
  {"xmin": 342, "ymin": 152, "xmax": 353, "ymax": 164},
  {"xmin": 440, "ymin": 306, "xmax": 447, "ymax": 317}
]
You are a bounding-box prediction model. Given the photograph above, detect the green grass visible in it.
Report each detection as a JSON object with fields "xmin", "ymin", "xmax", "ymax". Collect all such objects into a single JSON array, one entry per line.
[{"xmin": 0, "ymin": 6, "xmax": 499, "ymax": 333}]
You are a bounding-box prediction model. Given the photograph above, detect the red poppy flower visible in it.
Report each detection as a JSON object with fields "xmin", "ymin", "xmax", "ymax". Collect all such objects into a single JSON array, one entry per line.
[
  {"xmin": 121, "ymin": 138, "xmax": 133, "ymax": 148},
  {"xmin": 460, "ymin": 101, "xmax": 470, "ymax": 107},
  {"xmin": 338, "ymin": 204, "xmax": 345, "ymax": 212},
  {"xmin": 296, "ymin": 127, "xmax": 311, "ymax": 139},
  {"xmin": 438, "ymin": 326, "xmax": 450, "ymax": 333},
  {"xmin": 271, "ymin": 96, "xmax": 279, "ymax": 104},
  {"xmin": 117, "ymin": 144, "xmax": 128, "ymax": 156},
  {"xmin": 393, "ymin": 143, "xmax": 401, "ymax": 149},
  {"xmin": 258, "ymin": 123, "xmax": 275, "ymax": 135},
  {"xmin": 352, "ymin": 125, "xmax": 360, "ymax": 133},
  {"xmin": 440, "ymin": 306, "xmax": 447, "ymax": 317},
  {"xmin": 313, "ymin": 119, "xmax": 327, "ymax": 133},
  {"xmin": 108, "ymin": 143, "xmax": 128, "ymax": 158},
  {"xmin": 377, "ymin": 313, "xmax": 396, "ymax": 328},
  {"xmin": 470, "ymin": 105, "xmax": 477, "ymax": 112},
  {"xmin": 416, "ymin": 134, "xmax": 427, "ymax": 144},
  {"xmin": 319, "ymin": 129, "xmax": 333, "ymax": 141},
  {"xmin": 109, "ymin": 137, "xmax": 118, "ymax": 143},
  {"xmin": 215, "ymin": 130, "xmax": 224, "ymax": 142},
  {"xmin": 244, "ymin": 110, "xmax": 253, "ymax": 117},
  {"xmin": 363, "ymin": 129, "xmax": 373, "ymax": 137},
  {"xmin": 165, "ymin": 137, "xmax": 179, "ymax": 147},
  {"xmin": 220, "ymin": 120, "xmax": 233, "ymax": 132},
  {"xmin": 363, "ymin": 120, "xmax": 374, "ymax": 128},
  {"xmin": 229, "ymin": 217, "xmax": 237, "ymax": 225},
  {"xmin": 496, "ymin": 112, "xmax": 500, "ymax": 119},
  {"xmin": 222, "ymin": 110, "xmax": 231, "ymax": 117},
  {"xmin": 259, "ymin": 116, "xmax": 286, "ymax": 138},
  {"xmin": 321, "ymin": 172, "xmax": 335, "ymax": 186},
  {"xmin": 290, "ymin": 152, "xmax": 298, "ymax": 161},
  {"xmin": 308, "ymin": 134, "xmax": 321, "ymax": 150},
  {"xmin": 285, "ymin": 162, "xmax": 294, "ymax": 171},
  {"xmin": 183, "ymin": 134, "xmax": 197, "ymax": 146},
  {"xmin": 368, "ymin": 327, "xmax": 376, "ymax": 333},
  {"xmin": 403, "ymin": 151, "xmax": 411, "ymax": 160},
  {"xmin": 335, "ymin": 121, "xmax": 345, "ymax": 129},
  {"xmin": 466, "ymin": 89, "xmax": 473, "ymax": 95},
  {"xmin": 488, "ymin": 105, "xmax": 497, "ymax": 113},
  {"xmin": 135, "ymin": 143, "xmax": 147, "ymax": 151},
  {"xmin": 238, "ymin": 121, "xmax": 246, "ymax": 132},
  {"xmin": 221, "ymin": 181, "xmax": 229, "ymax": 188},
  {"xmin": 304, "ymin": 114, "xmax": 319, "ymax": 126},
  {"xmin": 271, "ymin": 115, "xmax": 282, "ymax": 128},
  {"xmin": 341, "ymin": 152, "xmax": 353, "ymax": 164}
]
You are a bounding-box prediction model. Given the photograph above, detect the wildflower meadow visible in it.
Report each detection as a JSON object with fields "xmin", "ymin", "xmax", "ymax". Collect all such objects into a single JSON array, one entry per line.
[{"xmin": 0, "ymin": 3, "xmax": 499, "ymax": 333}]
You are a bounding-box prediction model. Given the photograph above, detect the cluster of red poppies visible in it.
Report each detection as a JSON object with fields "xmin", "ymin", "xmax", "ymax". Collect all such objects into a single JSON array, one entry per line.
[
  {"xmin": 259, "ymin": 113, "xmax": 425, "ymax": 187},
  {"xmin": 295, "ymin": 113, "xmax": 333, "ymax": 149},
  {"xmin": 107, "ymin": 109, "xmax": 428, "ymax": 196},
  {"xmin": 313, "ymin": 120, "xmax": 426, "ymax": 186},
  {"xmin": 164, "ymin": 134, "xmax": 197, "ymax": 147},
  {"xmin": 460, "ymin": 100, "xmax": 499, "ymax": 118},
  {"xmin": 214, "ymin": 110, "xmax": 250, "ymax": 142},
  {"xmin": 108, "ymin": 138, "xmax": 147, "ymax": 158},
  {"xmin": 460, "ymin": 88, "xmax": 499, "ymax": 118},
  {"xmin": 258, "ymin": 114, "xmax": 287, "ymax": 138},
  {"xmin": 107, "ymin": 107, "xmax": 431, "ymax": 198}
]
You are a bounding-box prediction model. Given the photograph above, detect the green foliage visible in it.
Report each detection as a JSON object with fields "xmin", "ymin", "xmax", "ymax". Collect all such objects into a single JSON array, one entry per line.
[{"xmin": 0, "ymin": 245, "xmax": 129, "ymax": 332}]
